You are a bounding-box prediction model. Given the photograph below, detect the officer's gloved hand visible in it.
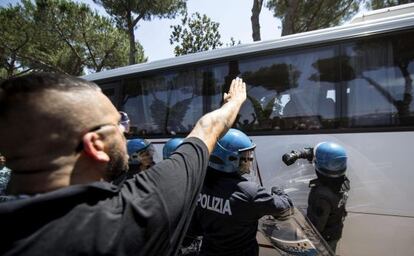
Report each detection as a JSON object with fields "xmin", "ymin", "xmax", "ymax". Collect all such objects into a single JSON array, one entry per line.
[{"xmin": 271, "ymin": 186, "xmax": 295, "ymax": 220}]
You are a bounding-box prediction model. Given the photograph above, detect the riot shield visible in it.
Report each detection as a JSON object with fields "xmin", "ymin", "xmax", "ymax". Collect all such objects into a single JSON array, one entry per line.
[{"xmin": 258, "ymin": 207, "xmax": 334, "ymax": 256}]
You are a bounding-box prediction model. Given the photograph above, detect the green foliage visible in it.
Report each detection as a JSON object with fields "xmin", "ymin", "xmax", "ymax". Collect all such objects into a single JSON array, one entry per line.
[
  {"xmin": 93, "ymin": 0, "xmax": 187, "ymax": 27},
  {"xmin": 366, "ymin": 0, "xmax": 414, "ymax": 9},
  {"xmin": 0, "ymin": 0, "xmax": 145, "ymax": 79},
  {"xmin": 0, "ymin": 4, "xmax": 36, "ymax": 78},
  {"xmin": 266, "ymin": 0, "xmax": 362, "ymax": 36},
  {"xmin": 93, "ymin": 0, "xmax": 186, "ymax": 64},
  {"xmin": 169, "ymin": 12, "xmax": 223, "ymax": 56}
]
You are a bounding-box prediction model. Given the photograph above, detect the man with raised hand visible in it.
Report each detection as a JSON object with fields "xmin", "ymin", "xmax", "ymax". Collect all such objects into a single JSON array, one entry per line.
[{"xmin": 0, "ymin": 73, "xmax": 246, "ymax": 256}]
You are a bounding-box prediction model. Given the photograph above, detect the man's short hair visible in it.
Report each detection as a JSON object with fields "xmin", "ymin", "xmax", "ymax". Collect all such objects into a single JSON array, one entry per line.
[
  {"xmin": 0, "ymin": 73, "xmax": 100, "ymax": 116},
  {"xmin": 0, "ymin": 73, "xmax": 104, "ymax": 165}
]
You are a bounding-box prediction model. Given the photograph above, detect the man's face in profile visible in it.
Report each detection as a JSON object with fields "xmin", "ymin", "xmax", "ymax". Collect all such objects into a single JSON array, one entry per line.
[
  {"xmin": 239, "ymin": 150, "xmax": 254, "ymax": 175},
  {"xmin": 93, "ymin": 94, "xmax": 130, "ymax": 181}
]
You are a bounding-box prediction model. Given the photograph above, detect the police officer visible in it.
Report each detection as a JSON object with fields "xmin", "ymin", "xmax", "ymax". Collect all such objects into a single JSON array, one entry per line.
[
  {"xmin": 189, "ymin": 128, "xmax": 293, "ymax": 256},
  {"xmin": 127, "ymin": 138, "xmax": 155, "ymax": 173},
  {"xmin": 112, "ymin": 138, "xmax": 156, "ymax": 185},
  {"xmin": 307, "ymin": 142, "xmax": 350, "ymax": 253}
]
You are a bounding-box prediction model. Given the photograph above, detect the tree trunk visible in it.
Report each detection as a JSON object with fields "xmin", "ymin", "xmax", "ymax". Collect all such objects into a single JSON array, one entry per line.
[
  {"xmin": 127, "ymin": 11, "xmax": 136, "ymax": 65},
  {"xmin": 251, "ymin": 0, "xmax": 263, "ymax": 41},
  {"xmin": 128, "ymin": 25, "xmax": 136, "ymax": 65},
  {"xmin": 281, "ymin": 0, "xmax": 299, "ymax": 36}
]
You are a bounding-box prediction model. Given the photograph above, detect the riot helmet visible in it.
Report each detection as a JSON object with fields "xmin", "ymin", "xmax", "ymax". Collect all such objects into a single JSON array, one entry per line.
[
  {"xmin": 208, "ymin": 128, "xmax": 256, "ymax": 174},
  {"xmin": 163, "ymin": 138, "xmax": 184, "ymax": 159},
  {"xmin": 127, "ymin": 138, "xmax": 155, "ymax": 167},
  {"xmin": 314, "ymin": 142, "xmax": 347, "ymax": 178}
]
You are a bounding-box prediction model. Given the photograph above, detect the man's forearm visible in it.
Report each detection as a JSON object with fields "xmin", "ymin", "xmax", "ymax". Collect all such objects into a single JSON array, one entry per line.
[{"xmin": 188, "ymin": 99, "xmax": 243, "ymax": 153}]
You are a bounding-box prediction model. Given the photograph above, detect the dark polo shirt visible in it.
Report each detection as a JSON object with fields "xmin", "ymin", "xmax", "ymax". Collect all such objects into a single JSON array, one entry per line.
[{"xmin": 0, "ymin": 137, "xmax": 208, "ymax": 256}]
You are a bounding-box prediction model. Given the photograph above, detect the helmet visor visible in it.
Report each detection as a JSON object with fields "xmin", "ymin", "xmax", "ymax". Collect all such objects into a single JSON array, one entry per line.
[{"xmin": 239, "ymin": 150, "xmax": 260, "ymax": 184}]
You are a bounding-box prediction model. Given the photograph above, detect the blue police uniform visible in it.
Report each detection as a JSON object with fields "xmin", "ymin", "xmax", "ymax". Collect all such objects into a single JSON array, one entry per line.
[{"xmin": 188, "ymin": 167, "xmax": 292, "ymax": 256}]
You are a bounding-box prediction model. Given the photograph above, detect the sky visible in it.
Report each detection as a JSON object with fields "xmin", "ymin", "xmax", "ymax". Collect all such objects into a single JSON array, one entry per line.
[
  {"xmin": 133, "ymin": 0, "xmax": 282, "ymax": 61},
  {"xmin": 1, "ymin": 0, "xmax": 282, "ymax": 62}
]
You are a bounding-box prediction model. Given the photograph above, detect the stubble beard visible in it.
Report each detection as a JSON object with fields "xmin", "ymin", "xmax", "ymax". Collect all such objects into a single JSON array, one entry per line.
[{"xmin": 105, "ymin": 141, "xmax": 129, "ymax": 182}]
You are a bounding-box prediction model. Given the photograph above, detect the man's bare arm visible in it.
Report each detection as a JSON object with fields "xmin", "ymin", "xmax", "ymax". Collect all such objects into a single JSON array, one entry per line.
[{"xmin": 187, "ymin": 77, "xmax": 246, "ymax": 153}]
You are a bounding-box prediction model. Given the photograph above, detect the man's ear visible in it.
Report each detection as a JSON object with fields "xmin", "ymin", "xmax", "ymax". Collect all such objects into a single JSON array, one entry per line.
[{"xmin": 81, "ymin": 132, "xmax": 110, "ymax": 162}]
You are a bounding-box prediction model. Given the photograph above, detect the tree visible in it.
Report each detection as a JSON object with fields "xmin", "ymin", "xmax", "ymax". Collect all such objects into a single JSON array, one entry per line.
[
  {"xmin": 0, "ymin": 0, "xmax": 144, "ymax": 79},
  {"xmin": 251, "ymin": 0, "xmax": 264, "ymax": 41},
  {"xmin": 34, "ymin": 0, "xmax": 147, "ymax": 74},
  {"xmin": 93, "ymin": 0, "xmax": 186, "ymax": 65},
  {"xmin": 367, "ymin": 0, "xmax": 414, "ymax": 9},
  {"xmin": 266, "ymin": 0, "xmax": 362, "ymax": 36},
  {"xmin": 0, "ymin": 4, "xmax": 35, "ymax": 78},
  {"xmin": 169, "ymin": 12, "xmax": 223, "ymax": 56}
]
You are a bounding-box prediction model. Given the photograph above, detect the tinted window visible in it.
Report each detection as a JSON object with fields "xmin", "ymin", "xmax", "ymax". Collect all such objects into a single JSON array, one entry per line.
[
  {"xmin": 100, "ymin": 81, "xmax": 121, "ymax": 105},
  {"xmin": 342, "ymin": 30, "xmax": 414, "ymax": 128},
  {"xmin": 237, "ymin": 46, "xmax": 340, "ymax": 132},
  {"xmin": 122, "ymin": 64, "xmax": 227, "ymax": 137}
]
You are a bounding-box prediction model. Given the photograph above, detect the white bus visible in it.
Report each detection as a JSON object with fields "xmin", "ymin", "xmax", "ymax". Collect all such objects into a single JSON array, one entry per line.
[{"xmin": 83, "ymin": 4, "xmax": 414, "ymax": 255}]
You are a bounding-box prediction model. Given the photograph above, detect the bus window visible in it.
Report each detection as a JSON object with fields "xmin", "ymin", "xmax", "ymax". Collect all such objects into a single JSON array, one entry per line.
[
  {"xmin": 122, "ymin": 72, "xmax": 197, "ymax": 136},
  {"xmin": 343, "ymin": 30, "xmax": 414, "ymax": 128},
  {"xmin": 237, "ymin": 45, "xmax": 340, "ymax": 132},
  {"xmin": 121, "ymin": 64, "xmax": 228, "ymax": 137}
]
